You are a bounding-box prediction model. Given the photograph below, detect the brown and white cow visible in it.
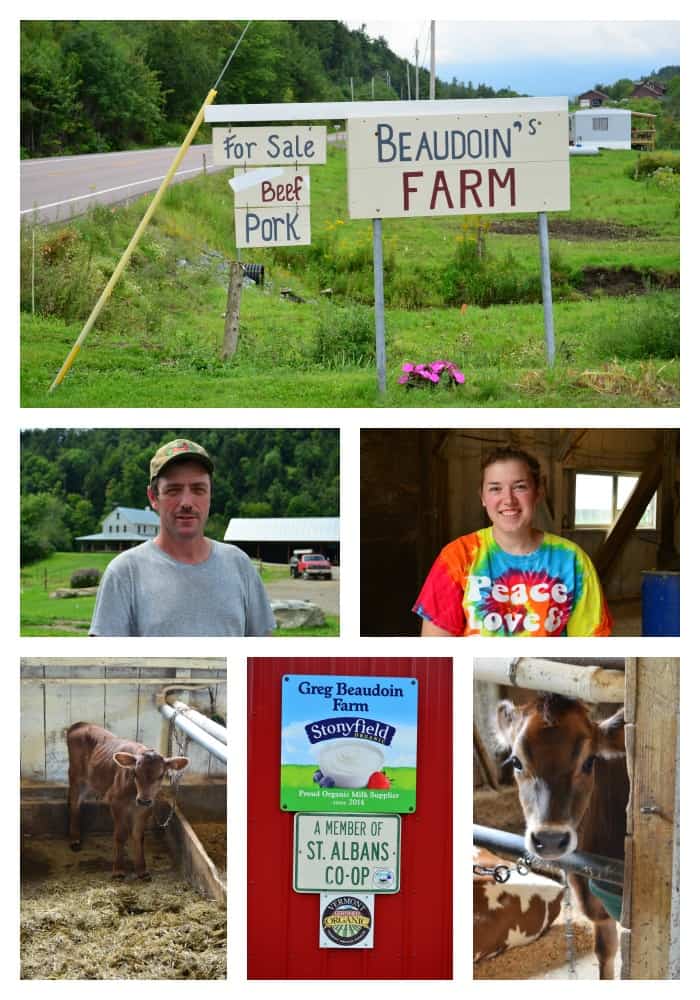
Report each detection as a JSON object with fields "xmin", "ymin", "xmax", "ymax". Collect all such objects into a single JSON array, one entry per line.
[
  {"xmin": 67, "ymin": 722, "xmax": 189, "ymax": 879},
  {"xmin": 473, "ymin": 846, "xmax": 564, "ymax": 962},
  {"xmin": 496, "ymin": 693, "xmax": 627, "ymax": 979}
]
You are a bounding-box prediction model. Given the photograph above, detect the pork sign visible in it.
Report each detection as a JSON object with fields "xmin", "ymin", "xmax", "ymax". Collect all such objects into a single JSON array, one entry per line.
[
  {"xmin": 347, "ymin": 104, "xmax": 570, "ymax": 219},
  {"xmin": 231, "ymin": 167, "xmax": 310, "ymax": 248}
]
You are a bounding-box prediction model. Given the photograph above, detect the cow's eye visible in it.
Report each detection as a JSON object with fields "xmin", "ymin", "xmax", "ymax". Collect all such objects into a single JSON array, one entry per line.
[
  {"xmin": 506, "ymin": 755, "xmax": 523, "ymax": 772},
  {"xmin": 581, "ymin": 754, "xmax": 597, "ymax": 774}
]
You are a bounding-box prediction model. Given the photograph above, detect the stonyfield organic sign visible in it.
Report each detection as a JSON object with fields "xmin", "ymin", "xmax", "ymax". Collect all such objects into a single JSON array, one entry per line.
[
  {"xmin": 231, "ymin": 167, "xmax": 310, "ymax": 247},
  {"xmin": 213, "ymin": 125, "xmax": 327, "ymax": 166},
  {"xmin": 347, "ymin": 105, "xmax": 570, "ymax": 219},
  {"xmin": 280, "ymin": 674, "xmax": 418, "ymax": 813},
  {"xmin": 294, "ymin": 813, "xmax": 401, "ymax": 893}
]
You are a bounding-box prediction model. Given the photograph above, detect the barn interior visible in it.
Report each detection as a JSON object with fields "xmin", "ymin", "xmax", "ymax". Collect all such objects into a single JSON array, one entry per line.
[
  {"xmin": 360, "ymin": 428, "xmax": 679, "ymax": 636},
  {"xmin": 473, "ymin": 657, "xmax": 679, "ymax": 980},
  {"xmin": 20, "ymin": 658, "xmax": 227, "ymax": 980}
]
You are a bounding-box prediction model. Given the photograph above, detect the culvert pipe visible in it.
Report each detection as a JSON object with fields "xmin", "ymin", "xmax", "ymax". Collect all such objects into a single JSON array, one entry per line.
[
  {"xmin": 473, "ymin": 823, "xmax": 624, "ymax": 886},
  {"xmin": 159, "ymin": 700, "xmax": 227, "ymax": 765},
  {"xmin": 473, "ymin": 658, "xmax": 625, "ymax": 704}
]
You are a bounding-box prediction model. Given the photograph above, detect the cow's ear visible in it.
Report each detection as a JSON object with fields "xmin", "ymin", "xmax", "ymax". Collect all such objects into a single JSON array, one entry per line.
[
  {"xmin": 597, "ymin": 707, "xmax": 626, "ymax": 758},
  {"xmin": 113, "ymin": 752, "xmax": 138, "ymax": 768},
  {"xmin": 165, "ymin": 756, "xmax": 189, "ymax": 772},
  {"xmin": 494, "ymin": 700, "xmax": 520, "ymax": 752}
]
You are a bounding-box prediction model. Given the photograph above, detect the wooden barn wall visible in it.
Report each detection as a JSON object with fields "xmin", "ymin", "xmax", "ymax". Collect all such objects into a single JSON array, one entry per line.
[
  {"xmin": 248, "ymin": 657, "xmax": 452, "ymax": 980},
  {"xmin": 20, "ymin": 658, "xmax": 227, "ymax": 783},
  {"xmin": 361, "ymin": 430, "xmax": 447, "ymax": 636},
  {"xmin": 441, "ymin": 429, "xmax": 676, "ymax": 598}
]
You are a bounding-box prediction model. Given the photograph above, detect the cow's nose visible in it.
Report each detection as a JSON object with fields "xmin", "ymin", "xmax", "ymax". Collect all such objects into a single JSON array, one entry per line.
[
  {"xmin": 531, "ymin": 829, "xmax": 572, "ymax": 857},
  {"xmin": 136, "ymin": 797, "xmax": 153, "ymax": 807}
]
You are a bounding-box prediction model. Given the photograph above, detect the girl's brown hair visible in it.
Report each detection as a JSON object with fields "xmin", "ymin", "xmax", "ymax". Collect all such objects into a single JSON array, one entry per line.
[{"xmin": 480, "ymin": 447, "xmax": 542, "ymax": 489}]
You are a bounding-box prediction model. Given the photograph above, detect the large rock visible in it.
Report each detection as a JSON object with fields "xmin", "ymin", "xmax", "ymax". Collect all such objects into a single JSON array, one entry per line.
[
  {"xmin": 271, "ymin": 600, "xmax": 326, "ymax": 629},
  {"xmin": 49, "ymin": 587, "xmax": 99, "ymax": 599}
]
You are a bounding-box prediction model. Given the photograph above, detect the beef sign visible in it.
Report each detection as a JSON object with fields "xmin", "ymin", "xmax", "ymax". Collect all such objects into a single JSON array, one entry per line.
[
  {"xmin": 473, "ymin": 846, "xmax": 564, "ymax": 962},
  {"xmin": 496, "ymin": 693, "xmax": 627, "ymax": 979},
  {"xmin": 67, "ymin": 722, "xmax": 189, "ymax": 879}
]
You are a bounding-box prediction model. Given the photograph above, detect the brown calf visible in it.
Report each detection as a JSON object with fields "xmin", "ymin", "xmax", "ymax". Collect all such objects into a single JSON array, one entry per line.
[
  {"xmin": 67, "ymin": 722, "xmax": 189, "ymax": 879},
  {"xmin": 496, "ymin": 693, "xmax": 627, "ymax": 979}
]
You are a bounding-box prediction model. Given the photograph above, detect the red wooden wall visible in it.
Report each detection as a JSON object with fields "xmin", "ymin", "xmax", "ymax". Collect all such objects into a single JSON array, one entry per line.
[{"xmin": 248, "ymin": 657, "xmax": 453, "ymax": 980}]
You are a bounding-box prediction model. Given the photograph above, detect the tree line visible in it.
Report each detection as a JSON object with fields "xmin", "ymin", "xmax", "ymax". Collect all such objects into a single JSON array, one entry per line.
[
  {"xmin": 21, "ymin": 428, "xmax": 339, "ymax": 565},
  {"xmin": 20, "ymin": 20, "xmax": 520, "ymax": 158}
]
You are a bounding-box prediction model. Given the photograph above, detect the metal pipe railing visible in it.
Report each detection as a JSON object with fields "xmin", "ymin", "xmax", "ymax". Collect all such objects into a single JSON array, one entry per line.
[
  {"xmin": 474, "ymin": 658, "xmax": 625, "ymax": 704},
  {"xmin": 159, "ymin": 700, "xmax": 227, "ymax": 765},
  {"xmin": 473, "ymin": 823, "xmax": 624, "ymax": 886},
  {"xmin": 167, "ymin": 699, "xmax": 227, "ymax": 745}
]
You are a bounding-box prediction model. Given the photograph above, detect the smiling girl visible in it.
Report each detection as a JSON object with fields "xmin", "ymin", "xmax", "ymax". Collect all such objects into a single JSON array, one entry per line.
[{"xmin": 414, "ymin": 447, "xmax": 612, "ymax": 637}]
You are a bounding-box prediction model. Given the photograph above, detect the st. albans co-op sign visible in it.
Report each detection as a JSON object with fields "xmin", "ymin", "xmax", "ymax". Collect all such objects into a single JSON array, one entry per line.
[{"xmin": 207, "ymin": 97, "xmax": 570, "ymax": 226}]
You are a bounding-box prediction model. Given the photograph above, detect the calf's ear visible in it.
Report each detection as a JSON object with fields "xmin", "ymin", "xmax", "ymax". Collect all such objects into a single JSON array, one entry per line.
[
  {"xmin": 113, "ymin": 752, "xmax": 138, "ymax": 768},
  {"xmin": 165, "ymin": 756, "xmax": 189, "ymax": 771},
  {"xmin": 494, "ymin": 699, "xmax": 520, "ymax": 752},
  {"xmin": 597, "ymin": 707, "xmax": 626, "ymax": 758}
]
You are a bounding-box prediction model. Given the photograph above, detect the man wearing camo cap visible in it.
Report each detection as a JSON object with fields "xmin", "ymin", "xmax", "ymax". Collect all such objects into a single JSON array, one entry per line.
[{"xmin": 90, "ymin": 438, "xmax": 275, "ymax": 636}]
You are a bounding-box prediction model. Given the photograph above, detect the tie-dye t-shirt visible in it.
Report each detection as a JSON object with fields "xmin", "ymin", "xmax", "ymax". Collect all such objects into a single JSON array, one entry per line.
[{"xmin": 413, "ymin": 528, "xmax": 612, "ymax": 637}]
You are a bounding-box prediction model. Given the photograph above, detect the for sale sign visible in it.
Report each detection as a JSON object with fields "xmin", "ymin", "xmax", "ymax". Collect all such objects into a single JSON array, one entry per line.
[
  {"xmin": 231, "ymin": 167, "xmax": 310, "ymax": 247},
  {"xmin": 347, "ymin": 101, "xmax": 570, "ymax": 219},
  {"xmin": 213, "ymin": 125, "xmax": 327, "ymax": 166},
  {"xmin": 280, "ymin": 674, "xmax": 418, "ymax": 814},
  {"xmin": 294, "ymin": 813, "xmax": 401, "ymax": 893}
]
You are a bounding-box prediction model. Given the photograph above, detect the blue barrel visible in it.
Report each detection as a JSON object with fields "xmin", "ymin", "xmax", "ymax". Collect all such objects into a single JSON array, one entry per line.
[{"xmin": 641, "ymin": 571, "xmax": 680, "ymax": 636}]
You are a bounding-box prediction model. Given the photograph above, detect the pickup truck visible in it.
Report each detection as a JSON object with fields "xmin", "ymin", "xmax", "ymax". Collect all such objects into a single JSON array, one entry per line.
[{"xmin": 289, "ymin": 551, "xmax": 333, "ymax": 580}]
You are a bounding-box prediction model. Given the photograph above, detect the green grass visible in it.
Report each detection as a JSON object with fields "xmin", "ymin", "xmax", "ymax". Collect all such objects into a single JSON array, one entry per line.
[
  {"xmin": 20, "ymin": 146, "xmax": 679, "ymax": 408},
  {"xmin": 20, "ymin": 552, "xmax": 339, "ymax": 636}
]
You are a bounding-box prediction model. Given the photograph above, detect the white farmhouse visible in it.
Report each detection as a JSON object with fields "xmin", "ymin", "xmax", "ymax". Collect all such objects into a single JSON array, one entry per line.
[{"xmin": 76, "ymin": 506, "xmax": 159, "ymax": 552}]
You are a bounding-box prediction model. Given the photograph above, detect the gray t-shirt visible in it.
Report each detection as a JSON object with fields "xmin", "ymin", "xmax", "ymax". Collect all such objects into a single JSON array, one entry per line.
[{"xmin": 90, "ymin": 539, "xmax": 276, "ymax": 636}]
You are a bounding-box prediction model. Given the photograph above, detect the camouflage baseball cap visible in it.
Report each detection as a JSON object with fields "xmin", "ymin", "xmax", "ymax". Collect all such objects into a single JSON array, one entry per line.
[{"xmin": 150, "ymin": 439, "xmax": 214, "ymax": 479}]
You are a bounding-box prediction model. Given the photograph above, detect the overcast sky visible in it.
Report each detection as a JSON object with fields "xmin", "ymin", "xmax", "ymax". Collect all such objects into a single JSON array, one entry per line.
[{"xmin": 345, "ymin": 19, "xmax": 680, "ymax": 97}]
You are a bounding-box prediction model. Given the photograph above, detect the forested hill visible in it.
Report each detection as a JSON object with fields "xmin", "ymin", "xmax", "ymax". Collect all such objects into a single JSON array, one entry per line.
[
  {"xmin": 21, "ymin": 428, "xmax": 339, "ymax": 564},
  {"xmin": 21, "ymin": 20, "xmax": 521, "ymax": 158}
]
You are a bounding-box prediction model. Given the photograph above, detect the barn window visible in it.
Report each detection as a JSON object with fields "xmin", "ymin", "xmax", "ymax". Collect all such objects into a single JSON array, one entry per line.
[
  {"xmin": 574, "ymin": 472, "xmax": 656, "ymax": 528},
  {"xmin": 592, "ymin": 117, "xmax": 609, "ymax": 131}
]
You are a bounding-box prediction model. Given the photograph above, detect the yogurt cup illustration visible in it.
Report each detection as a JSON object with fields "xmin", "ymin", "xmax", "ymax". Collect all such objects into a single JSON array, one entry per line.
[{"xmin": 317, "ymin": 739, "xmax": 385, "ymax": 789}]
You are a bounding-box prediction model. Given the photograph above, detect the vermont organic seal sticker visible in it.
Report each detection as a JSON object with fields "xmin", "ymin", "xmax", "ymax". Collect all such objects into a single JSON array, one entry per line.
[
  {"xmin": 319, "ymin": 893, "xmax": 375, "ymax": 948},
  {"xmin": 280, "ymin": 674, "xmax": 418, "ymax": 813}
]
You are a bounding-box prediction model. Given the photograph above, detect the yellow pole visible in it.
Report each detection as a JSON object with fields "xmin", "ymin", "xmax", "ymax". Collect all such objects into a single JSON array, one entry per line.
[{"xmin": 49, "ymin": 88, "xmax": 218, "ymax": 392}]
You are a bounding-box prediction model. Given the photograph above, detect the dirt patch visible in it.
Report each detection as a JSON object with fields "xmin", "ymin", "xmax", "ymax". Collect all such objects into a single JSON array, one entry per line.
[
  {"xmin": 265, "ymin": 571, "xmax": 339, "ymax": 616},
  {"xmin": 191, "ymin": 821, "xmax": 226, "ymax": 875},
  {"xmin": 21, "ymin": 833, "xmax": 226, "ymax": 980},
  {"xmin": 579, "ymin": 266, "xmax": 678, "ymax": 295},
  {"xmin": 489, "ymin": 217, "xmax": 650, "ymax": 241}
]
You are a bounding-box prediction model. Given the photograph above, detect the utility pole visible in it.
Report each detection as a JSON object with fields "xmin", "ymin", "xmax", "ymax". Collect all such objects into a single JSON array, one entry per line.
[
  {"xmin": 350, "ymin": 76, "xmax": 354, "ymax": 101},
  {"xmin": 415, "ymin": 39, "xmax": 419, "ymax": 100},
  {"xmin": 406, "ymin": 61, "xmax": 411, "ymax": 100},
  {"xmin": 429, "ymin": 21, "xmax": 436, "ymax": 100},
  {"xmin": 371, "ymin": 75, "xmax": 375, "ymax": 99}
]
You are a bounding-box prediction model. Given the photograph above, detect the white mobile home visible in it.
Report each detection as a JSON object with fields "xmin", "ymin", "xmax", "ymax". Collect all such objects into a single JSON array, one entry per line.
[{"xmin": 569, "ymin": 108, "xmax": 632, "ymax": 149}]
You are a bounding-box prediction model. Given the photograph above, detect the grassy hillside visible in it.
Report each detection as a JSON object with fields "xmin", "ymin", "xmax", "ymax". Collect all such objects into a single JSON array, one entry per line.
[{"xmin": 20, "ymin": 145, "xmax": 679, "ymax": 408}]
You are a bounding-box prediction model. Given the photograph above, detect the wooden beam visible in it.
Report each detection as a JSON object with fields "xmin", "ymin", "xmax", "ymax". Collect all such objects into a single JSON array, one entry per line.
[
  {"xmin": 556, "ymin": 428, "xmax": 587, "ymax": 463},
  {"xmin": 473, "ymin": 723, "xmax": 500, "ymax": 790},
  {"xmin": 593, "ymin": 454, "xmax": 663, "ymax": 580},
  {"xmin": 620, "ymin": 658, "xmax": 679, "ymax": 979},
  {"xmin": 657, "ymin": 429, "xmax": 679, "ymax": 570}
]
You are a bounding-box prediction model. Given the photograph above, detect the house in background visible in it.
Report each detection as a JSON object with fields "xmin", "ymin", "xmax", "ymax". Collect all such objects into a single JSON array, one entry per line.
[
  {"xmin": 75, "ymin": 506, "xmax": 159, "ymax": 552},
  {"xmin": 569, "ymin": 108, "xmax": 656, "ymax": 150},
  {"xmin": 631, "ymin": 79, "xmax": 666, "ymax": 100},
  {"xmin": 578, "ymin": 88, "xmax": 609, "ymax": 108}
]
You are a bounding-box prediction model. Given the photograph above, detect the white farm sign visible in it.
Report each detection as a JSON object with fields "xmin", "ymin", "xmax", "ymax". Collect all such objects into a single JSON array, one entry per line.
[
  {"xmin": 213, "ymin": 125, "xmax": 326, "ymax": 166},
  {"xmin": 231, "ymin": 167, "xmax": 310, "ymax": 248},
  {"xmin": 347, "ymin": 108, "xmax": 570, "ymax": 219}
]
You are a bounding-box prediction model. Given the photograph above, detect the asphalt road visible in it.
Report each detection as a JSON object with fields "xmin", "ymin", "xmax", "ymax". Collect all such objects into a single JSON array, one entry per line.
[{"xmin": 20, "ymin": 144, "xmax": 225, "ymax": 224}]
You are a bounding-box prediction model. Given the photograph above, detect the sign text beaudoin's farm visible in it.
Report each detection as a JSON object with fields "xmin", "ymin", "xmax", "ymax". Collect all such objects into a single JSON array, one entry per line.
[{"xmin": 347, "ymin": 111, "xmax": 570, "ymax": 219}]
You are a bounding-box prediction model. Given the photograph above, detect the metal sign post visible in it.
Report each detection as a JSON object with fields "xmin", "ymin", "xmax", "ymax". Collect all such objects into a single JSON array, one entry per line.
[
  {"xmin": 538, "ymin": 211, "xmax": 556, "ymax": 366},
  {"xmin": 372, "ymin": 219, "xmax": 387, "ymax": 394}
]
